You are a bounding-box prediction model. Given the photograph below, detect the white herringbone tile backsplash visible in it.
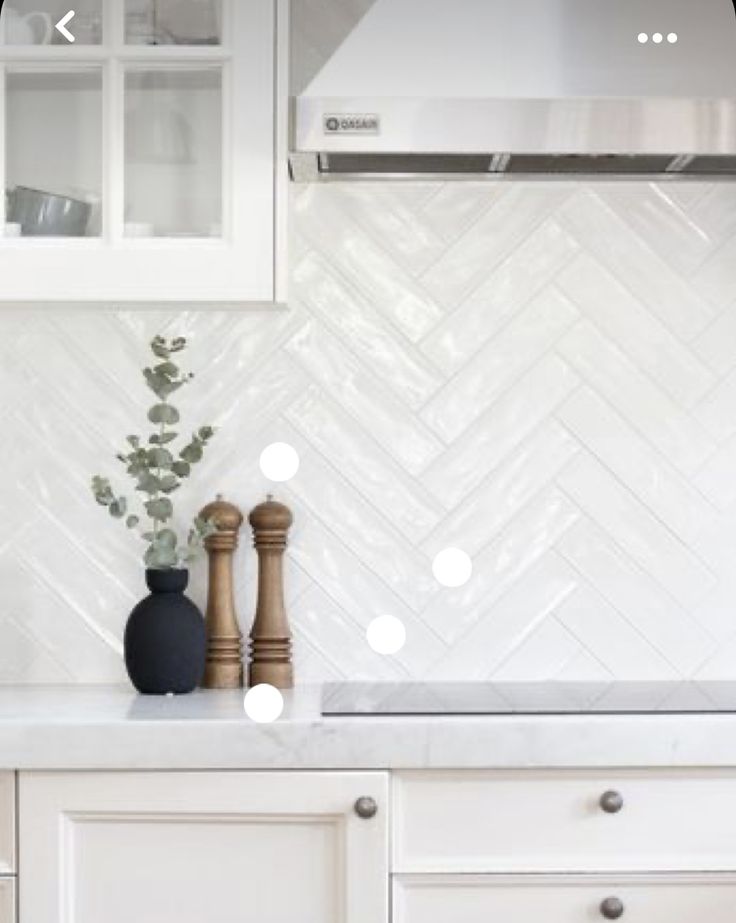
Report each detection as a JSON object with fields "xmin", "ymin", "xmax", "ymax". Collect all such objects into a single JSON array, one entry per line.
[{"xmin": 2, "ymin": 181, "xmax": 736, "ymax": 684}]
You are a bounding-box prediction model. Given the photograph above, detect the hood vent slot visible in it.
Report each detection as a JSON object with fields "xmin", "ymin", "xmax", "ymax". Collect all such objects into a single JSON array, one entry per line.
[
  {"xmin": 311, "ymin": 152, "xmax": 736, "ymax": 179},
  {"xmin": 318, "ymin": 153, "xmax": 494, "ymax": 174},
  {"xmin": 681, "ymin": 155, "xmax": 736, "ymax": 174},
  {"xmin": 505, "ymin": 154, "xmax": 676, "ymax": 174}
]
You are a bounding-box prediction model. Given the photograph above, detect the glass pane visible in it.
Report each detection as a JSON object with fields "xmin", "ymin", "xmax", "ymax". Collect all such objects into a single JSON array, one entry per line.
[
  {"xmin": 125, "ymin": 0, "xmax": 221, "ymax": 46},
  {"xmin": 0, "ymin": 0, "xmax": 103, "ymax": 45},
  {"xmin": 124, "ymin": 69, "xmax": 222, "ymax": 238},
  {"xmin": 5, "ymin": 70, "xmax": 102, "ymax": 237}
]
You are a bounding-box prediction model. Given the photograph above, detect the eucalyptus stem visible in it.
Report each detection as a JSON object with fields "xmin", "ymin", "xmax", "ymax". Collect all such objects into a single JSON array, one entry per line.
[
  {"xmin": 153, "ymin": 416, "xmax": 165, "ymax": 540},
  {"xmin": 90, "ymin": 335, "xmax": 217, "ymax": 569}
]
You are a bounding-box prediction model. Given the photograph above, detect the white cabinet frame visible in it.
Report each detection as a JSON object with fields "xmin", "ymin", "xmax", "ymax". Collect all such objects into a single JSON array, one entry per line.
[
  {"xmin": 19, "ymin": 770, "xmax": 388, "ymax": 923},
  {"xmin": 0, "ymin": 0, "xmax": 288, "ymax": 305}
]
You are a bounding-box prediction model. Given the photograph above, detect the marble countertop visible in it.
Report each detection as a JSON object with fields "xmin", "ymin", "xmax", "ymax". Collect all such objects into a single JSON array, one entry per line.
[{"xmin": 1, "ymin": 685, "xmax": 736, "ymax": 770}]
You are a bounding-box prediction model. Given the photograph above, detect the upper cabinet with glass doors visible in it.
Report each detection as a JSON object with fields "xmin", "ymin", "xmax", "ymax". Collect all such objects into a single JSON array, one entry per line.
[{"xmin": 0, "ymin": 0, "xmax": 287, "ymax": 304}]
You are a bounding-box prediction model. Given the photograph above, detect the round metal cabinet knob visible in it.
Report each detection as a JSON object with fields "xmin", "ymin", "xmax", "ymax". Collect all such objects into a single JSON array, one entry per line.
[
  {"xmin": 599, "ymin": 790, "xmax": 624, "ymax": 814},
  {"xmin": 354, "ymin": 796, "xmax": 378, "ymax": 819},
  {"xmin": 600, "ymin": 897, "xmax": 625, "ymax": 919}
]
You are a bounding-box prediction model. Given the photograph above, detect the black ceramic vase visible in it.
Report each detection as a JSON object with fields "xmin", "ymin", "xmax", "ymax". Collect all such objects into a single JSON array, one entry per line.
[{"xmin": 124, "ymin": 569, "xmax": 206, "ymax": 695}]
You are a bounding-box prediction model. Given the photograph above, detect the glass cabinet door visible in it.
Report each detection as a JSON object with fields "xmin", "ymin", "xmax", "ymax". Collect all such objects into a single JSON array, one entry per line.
[
  {"xmin": 124, "ymin": 68, "xmax": 223, "ymax": 238},
  {"xmin": 1, "ymin": 0, "xmax": 102, "ymax": 46},
  {"xmin": 125, "ymin": 0, "xmax": 222, "ymax": 46},
  {"xmin": 5, "ymin": 68, "xmax": 103, "ymax": 237},
  {"xmin": 0, "ymin": 0, "xmax": 282, "ymax": 303}
]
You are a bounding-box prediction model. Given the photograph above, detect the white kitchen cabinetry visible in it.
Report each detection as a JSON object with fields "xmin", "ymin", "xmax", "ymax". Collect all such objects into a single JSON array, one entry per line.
[
  {"xmin": 393, "ymin": 770, "xmax": 736, "ymax": 923},
  {"xmin": 17, "ymin": 765, "xmax": 736, "ymax": 922},
  {"xmin": 19, "ymin": 771, "xmax": 388, "ymax": 923},
  {"xmin": 0, "ymin": 0, "xmax": 287, "ymax": 304},
  {"xmin": 393, "ymin": 768, "xmax": 736, "ymax": 872},
  {"xmin": 394, "ymin": 874, "xmax": 736, "ymax": 923}
]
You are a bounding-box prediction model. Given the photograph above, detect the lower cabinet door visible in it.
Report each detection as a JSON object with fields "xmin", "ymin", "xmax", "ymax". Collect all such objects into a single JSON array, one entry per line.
[
  {"xmin": 19, "ymin": 771, "xmax": 388, "ymax": 923},
  {"xmin": 0, "ymin": 880, "xmax": 14, "ymax": 923},
  {"xmin": 394, "ymin": 874, "xmax": 736, "ymax": 923}
]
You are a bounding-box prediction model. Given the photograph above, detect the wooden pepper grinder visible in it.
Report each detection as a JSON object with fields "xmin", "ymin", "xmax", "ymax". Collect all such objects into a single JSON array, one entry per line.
[
  {"xmin": 248, "ymin": 495, "xmax": 294, "ymax": 689},
  {"xmin": 199, "ymin": 495, "xmax": 244, "ymax": 689}
]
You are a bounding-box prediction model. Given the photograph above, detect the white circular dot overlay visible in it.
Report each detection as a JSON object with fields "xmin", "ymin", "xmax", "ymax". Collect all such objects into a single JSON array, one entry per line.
[
  {"xmin": 637, "ymin": 32, "xmax": 649, "ymax": 43},
  {"xmin": 259, "ymin": 442, "xmax": 300, "ymax": 482},
  {"xmin": 367, "ymin": 615, "xmax": 407, "ymax": 655},
  {"xmin": 244, "ymin": 684, "xmax": 284, "ymax": 723},
  {"xmin": 432, "ymin": 548, "xmax": 473, "ymax": 588},
  {"xmin": 667, "ymin": 32, "xmax": 678, "ymax": 43},
  {"xmin": 652, "ymin": 32, "xmax": 663, "ymax": 43}
]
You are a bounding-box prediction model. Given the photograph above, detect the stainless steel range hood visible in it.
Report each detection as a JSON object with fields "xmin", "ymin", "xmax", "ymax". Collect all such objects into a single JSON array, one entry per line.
[{"xmin": 290, "ymin": 0, "xmax": 736, "ymax": 180}]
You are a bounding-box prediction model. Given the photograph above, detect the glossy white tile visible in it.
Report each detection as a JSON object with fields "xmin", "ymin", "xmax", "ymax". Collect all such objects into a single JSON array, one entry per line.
[
  {"xmin": 421, "ymin": 289, "xmax": 578, "ymax": 442},
  {"xmin": 2, "ymin": 178, "xmax": 736, "ymax": 682},
  {"xmin": 557, "ymin": 454, "xmax": 715, "ymax": 609}
]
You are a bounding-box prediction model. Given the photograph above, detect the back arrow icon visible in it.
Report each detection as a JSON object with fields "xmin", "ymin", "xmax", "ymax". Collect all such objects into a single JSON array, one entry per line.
[{"xmin": 55, "ymin": 10, "xmax": 76, "ymax": 43}]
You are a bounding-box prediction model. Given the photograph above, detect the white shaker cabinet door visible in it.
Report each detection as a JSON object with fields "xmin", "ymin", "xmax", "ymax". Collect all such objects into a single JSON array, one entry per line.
[{"xmin": 19, "ymin": 771, "xmax": 388, "ymax": 923}]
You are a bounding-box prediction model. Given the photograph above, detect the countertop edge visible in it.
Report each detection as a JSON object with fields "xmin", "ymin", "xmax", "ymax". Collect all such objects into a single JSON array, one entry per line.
[{"xmin": 3, "ymin": 710, "xmax": 736, "ymax": 771}]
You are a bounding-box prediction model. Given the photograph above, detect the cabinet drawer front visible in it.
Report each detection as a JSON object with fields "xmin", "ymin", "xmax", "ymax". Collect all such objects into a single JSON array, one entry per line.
[
  {"xmin": 0, "ymin": 775, "xmax": 13, "ymax": 875},
  {"xmin": 394, "ymin": 770, "xmax": 736, "ymax": 872},
  {"xmin": 0, "ymin": 880, "xmax": 14, "ymax": 923},
  {"xmin": 394, "ymin": 874, "xmax": 736, "ymax": 923}
]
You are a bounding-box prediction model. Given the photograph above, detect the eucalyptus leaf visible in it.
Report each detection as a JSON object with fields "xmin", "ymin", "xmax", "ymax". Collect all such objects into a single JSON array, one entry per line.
[
  {"xmin": 149, "ymin": 432, "xmax": 178, "ymax": 446},
  {"xmin": 127, "ymin": 461, "xmax": 149, "ymax": 479},
  {"xmin": 151, "ymin": 337, "xmax": 170, "ymax": 360},
  {"xmin": 180, "ymin": 443, "xmax": 203, "ymax": 464},
  {"xmin": 171, "ymin": 461, "xmax": 190, "ymax": 479},
  {"xmin": 184, "ymin": 516, "xmax": 218, "ymax": 560},
  {"xmin": 109, "ymin": 497, "xmax": 127, "ymax": 519},
  {"xmin": 148, "ymin": 404, "xmax": 180, "ymax": 425},
  {"xmin": 145, "ymin": 497, "xmax": 173, "ymax": 522},
  {"xmin": 198, "ymin": 426, "xmax": 215, "ymax": 441},
  {"xmin": 126, "ymin": 436, "xmax": 140, "ymax": 449},
  {"xmin": 155, "ymin": 361, "xmax": 179, "ymax": 377},
  {"xmin": 135, "ymin": 471, "xmax": 161, "ymax": 495},
  {"xmin": 159, "ymin": 475, "xmax": 180, "ymax": 494},
  {"xmin": 126, "ymin": 515, "xmax": 140, "ymax": 529},
  {"xmin": 196, "ymin": 516, "xmax": 218, "ymax": 539},
  {"xmin": 157, "ymin": 528, "xmax": 178, "ymax": 548},
  {"xmin": 91, "ymin": 476, "xmax": 114, "ymax": 506},
  {"xmin": 145, "ymin": 543, "xmax": 178, "ymax": 569},
  {"xmin": 147, "ymin": 447, "xmax": 174, "ymax": 470},
  {"xmin": 143, "ymin": 370, "xmax": 171, "ymax": 399},
  {"xmin": 146, "ymin": 369, "xmax": 187, "ymax": 400}
]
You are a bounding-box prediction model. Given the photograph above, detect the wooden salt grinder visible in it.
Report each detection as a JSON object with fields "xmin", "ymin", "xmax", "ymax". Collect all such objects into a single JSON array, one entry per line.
[
  {"xmin": 200, "ymin": 496, "xmax": 244, "ymax": 689},
  {"xmin": 248, "ymin": 495, "xmax": 293, "ymax": 689}
]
